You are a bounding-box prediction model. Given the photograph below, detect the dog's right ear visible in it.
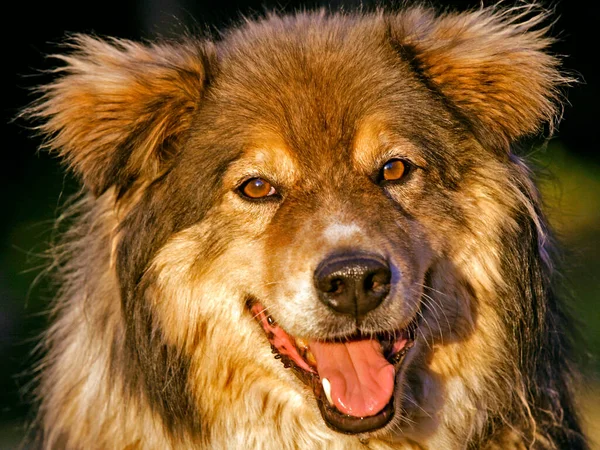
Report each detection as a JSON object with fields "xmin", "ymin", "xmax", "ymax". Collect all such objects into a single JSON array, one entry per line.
[{"xmin": 27, "ymin": 35, "xmax": 215, "ymax": 196}]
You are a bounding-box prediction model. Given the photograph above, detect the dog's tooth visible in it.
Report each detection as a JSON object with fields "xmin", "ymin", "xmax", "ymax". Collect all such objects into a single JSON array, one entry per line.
[
  {"xmin": 305, "ymin": 350, "xmax": 317, "ymax": 367},
  {"xmin": 322, "ymin": 378, "xmax": 333, "ymax": 406},
  {"xmin": 295, "ymin": 337, "xmax": 308, "ymax": 349}
]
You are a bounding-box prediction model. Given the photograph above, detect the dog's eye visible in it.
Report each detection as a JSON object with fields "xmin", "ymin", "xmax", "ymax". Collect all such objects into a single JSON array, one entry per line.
[
  {"xmin": 239, "ymin": 177, "xmax": 277, "ymax": 199},
  {"xmin": 379, "ymin": 159, "xmax": 408, "ymax": 183}
]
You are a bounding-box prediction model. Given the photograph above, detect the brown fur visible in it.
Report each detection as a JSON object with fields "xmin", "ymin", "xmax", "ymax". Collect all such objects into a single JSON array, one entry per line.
[{"xmin": 26, "ymin": 4, "xmax": 587, "ymax": 449}]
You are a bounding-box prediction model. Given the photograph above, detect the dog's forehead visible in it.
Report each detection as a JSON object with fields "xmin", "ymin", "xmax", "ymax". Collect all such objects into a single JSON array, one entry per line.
[
  {"xmin": 233, "ymin": 116, "xmax": 421, "ymax": 181},
  {"xmin": 211, "ymin": 17, "xmax": 425, "ymax": 167},
  {"xmin": 225, "ymin": 128, "xmax": 371, "ymax": 193}
]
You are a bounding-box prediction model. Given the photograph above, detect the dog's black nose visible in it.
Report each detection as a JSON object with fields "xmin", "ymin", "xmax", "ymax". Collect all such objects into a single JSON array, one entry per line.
[{"xmin": 314, "ymin": 253, "xmax": 391, "ymax": 318}]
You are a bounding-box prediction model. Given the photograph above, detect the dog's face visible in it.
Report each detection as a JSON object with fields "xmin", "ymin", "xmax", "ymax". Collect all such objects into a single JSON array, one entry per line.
[
  {"xmin": 147, "ymin": 33, "xmax": 483, "ymax": 433},
  {"xmin": 33, "ymin": 8, "xmax": 565, "ymax": 445},
  {"xmin": 194, "ymin": 100, "xmax": 436, "ymax": 434}
]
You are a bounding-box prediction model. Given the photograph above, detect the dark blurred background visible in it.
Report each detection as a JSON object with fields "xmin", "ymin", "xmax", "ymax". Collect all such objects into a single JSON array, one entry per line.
[{"xmin": 2, "ymin": 0, "xmax": 599, "ymax": 448}]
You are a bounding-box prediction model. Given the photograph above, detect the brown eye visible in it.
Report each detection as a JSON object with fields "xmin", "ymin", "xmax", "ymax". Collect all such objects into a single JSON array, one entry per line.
[
  {"xmin": 381, "ymin": 159, "xmax": 407, "ymax": 182},
  {"xmin": 240, "ymin": 177, "xmax": 277, "ymax": 199}
]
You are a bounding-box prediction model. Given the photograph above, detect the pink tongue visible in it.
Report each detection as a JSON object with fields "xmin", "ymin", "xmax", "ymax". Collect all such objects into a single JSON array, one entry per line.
[{"xmin": 309, "ymin": 339, "xmax": 395, "ymax": 417}]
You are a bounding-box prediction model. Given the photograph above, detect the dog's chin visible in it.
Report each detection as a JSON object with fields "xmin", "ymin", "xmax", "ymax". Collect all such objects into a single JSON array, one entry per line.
[{"xmin": 247, "ymin": 300, "xmax": 417, "ymax": 435}]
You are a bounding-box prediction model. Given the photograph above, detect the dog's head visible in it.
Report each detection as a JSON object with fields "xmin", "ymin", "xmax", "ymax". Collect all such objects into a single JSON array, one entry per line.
[{"xmin": 31, "ymin": 6, "xmax": 566, "ymax": 444}]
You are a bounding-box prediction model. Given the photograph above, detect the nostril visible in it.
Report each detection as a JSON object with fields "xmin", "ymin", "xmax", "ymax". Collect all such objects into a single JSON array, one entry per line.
[
  {"xmin": 364, "ymin": 269, "xmax": 391, "ymax": 296},
  {"xmin": 326, "ymin": 278, "xmax": 345, "ymax": 296}
]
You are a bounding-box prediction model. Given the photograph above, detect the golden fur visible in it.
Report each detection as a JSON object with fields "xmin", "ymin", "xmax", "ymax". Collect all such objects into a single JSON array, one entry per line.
[{"xmin": 26, "ymin": 4, "xmax": 587, "ymax": 449}]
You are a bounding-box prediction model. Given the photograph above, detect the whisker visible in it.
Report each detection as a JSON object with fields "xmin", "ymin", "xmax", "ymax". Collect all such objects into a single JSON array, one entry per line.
[
  {"xmin": 414, "ymin": 309, "xmax": 434, "ymax": 350},
  {"xmin": 417, "ymin": 283, "xmax": 449, "ymax": 297},
  {"xmin": 420, "ymin": 291, "xmax": 452, "ymax": 342},
  {"xmin": 401, "ymin": 392, "xmax": 431, "ymax": 419},
  {"xmin": 421, "ymin": 297, "xmax": 445, "ymax": 346}
]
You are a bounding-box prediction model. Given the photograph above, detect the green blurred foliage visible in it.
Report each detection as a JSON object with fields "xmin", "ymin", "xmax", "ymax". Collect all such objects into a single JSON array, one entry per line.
[
  {"xmin": 537, "ymin": 142, "xmax": 600, "ymax": 371},
  {"xmin": 535, "ymin": 142, "xmax": 600, "ymax": 448}
]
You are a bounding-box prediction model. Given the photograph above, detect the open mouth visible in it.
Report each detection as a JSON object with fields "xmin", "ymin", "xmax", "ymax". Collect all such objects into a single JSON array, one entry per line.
[{"xmin": 249, "ymin": 301, "xmax": 416, "ymax": 434}]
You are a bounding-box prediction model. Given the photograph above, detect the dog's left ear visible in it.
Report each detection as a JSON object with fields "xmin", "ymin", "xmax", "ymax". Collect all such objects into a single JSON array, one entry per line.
[
  {"xmin": 28, "ymin": 35, "xmax": 215, "ymax": 196},
  {"xmin": 389, "ymin": 6, "xmax": 568, "ymax": 151}
]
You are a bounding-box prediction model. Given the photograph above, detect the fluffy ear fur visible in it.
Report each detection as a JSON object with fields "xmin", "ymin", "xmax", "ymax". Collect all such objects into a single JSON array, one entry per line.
[
  {"xmin": 389, "ymin": 5, "xmax": 569, "ymax": 151},
  {"xmin": 27, "ymin": 36, "xmax": 215, "ymax": 196}
]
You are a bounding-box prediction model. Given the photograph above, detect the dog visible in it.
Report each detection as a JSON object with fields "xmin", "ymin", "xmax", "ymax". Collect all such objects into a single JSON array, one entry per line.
[{"xmin": 26, "ymin": 3, "xmax": 589, "ymax": 449}]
